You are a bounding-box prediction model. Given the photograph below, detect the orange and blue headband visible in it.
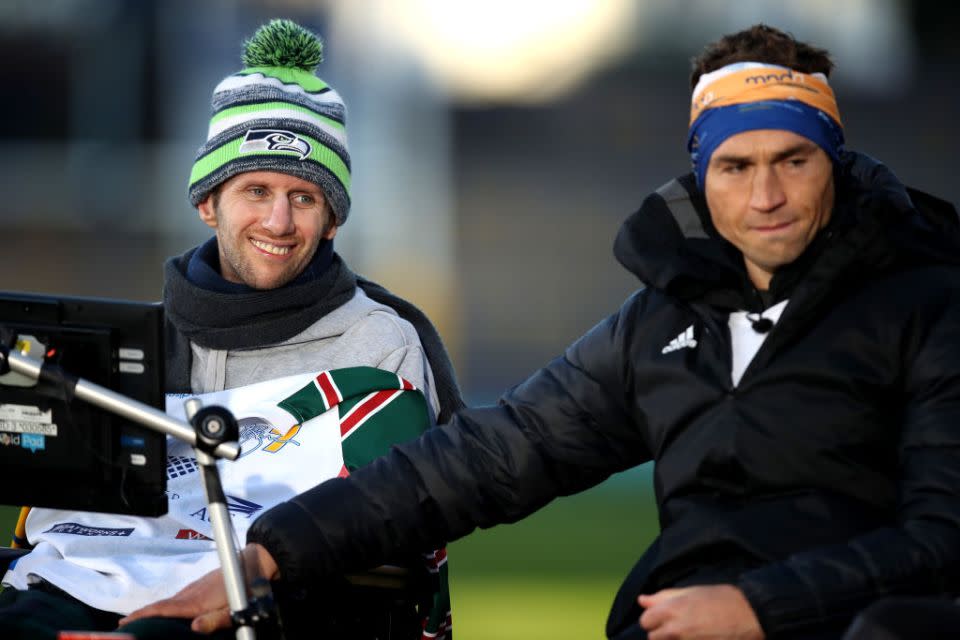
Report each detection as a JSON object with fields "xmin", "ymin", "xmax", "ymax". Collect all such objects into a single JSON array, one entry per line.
[{"xmin": 687, "ymin": 62, "xmax": 845, "ymax": 188}]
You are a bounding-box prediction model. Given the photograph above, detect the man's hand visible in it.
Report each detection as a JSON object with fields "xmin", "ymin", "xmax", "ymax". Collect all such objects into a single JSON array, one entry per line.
[
  {"xmin": 637, "ymin": 584, "xmax": 764, "ymax": 640},
  {"xmin": 118, "ymin": 542, "xmax": 280, "ymax": 634}
]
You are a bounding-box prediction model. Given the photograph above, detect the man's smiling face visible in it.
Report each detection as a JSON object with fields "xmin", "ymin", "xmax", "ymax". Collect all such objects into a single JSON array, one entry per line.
[{"xmin": 198, "ymin": 171, "xmax": 337, "ymax": 290}]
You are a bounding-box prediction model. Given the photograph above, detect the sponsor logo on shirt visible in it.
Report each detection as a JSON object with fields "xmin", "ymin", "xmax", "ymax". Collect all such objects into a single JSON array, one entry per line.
[
  {"xmin": 237, "ymin": 416, "xmax": 302, "ymax": 457},
  {"xmin": 43, "ymin": 522, "xmax": 134, "ymax": 537},
  {"xmin": 176, "ymin": 528, "xmax": 212, "ymax": 541},
  {"xmin": 189, "ymin": 495, "xmax": 263, "ymax": 523},
  {"xmin": 167, "ymin": 455, "xmax": 200, "ymax": 480}
]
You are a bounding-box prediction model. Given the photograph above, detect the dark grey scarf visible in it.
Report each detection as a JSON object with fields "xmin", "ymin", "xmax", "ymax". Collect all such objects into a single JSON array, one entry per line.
[{"xmin": 163, "ymin": 247, "xmax": 464, "ymax": 423}]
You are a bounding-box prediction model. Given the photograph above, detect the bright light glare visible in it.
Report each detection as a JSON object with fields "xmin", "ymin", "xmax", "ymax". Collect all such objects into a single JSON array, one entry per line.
[{"xmin": 381, "ymin": 0, "xmax": 636, "ymax": 103}]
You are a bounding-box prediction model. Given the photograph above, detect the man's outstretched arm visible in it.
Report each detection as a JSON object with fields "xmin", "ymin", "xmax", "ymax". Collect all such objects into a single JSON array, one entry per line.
[{"xmin": 248, "ymin": 291, "xmax": 654, "ymax": 589}]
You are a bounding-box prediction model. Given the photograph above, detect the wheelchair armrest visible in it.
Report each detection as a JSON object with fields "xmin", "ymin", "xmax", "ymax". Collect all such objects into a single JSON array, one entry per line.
[
  {"xmin": 0, "ymin": 547, "xmax": 29, "ymax": 573},
  {"xmin": 272, "ymin": 564, "xmax": 426, "ymax": 638},
  {"xmin": 343, "ymin": 564, "xmax": 410, "ymax": 590}
]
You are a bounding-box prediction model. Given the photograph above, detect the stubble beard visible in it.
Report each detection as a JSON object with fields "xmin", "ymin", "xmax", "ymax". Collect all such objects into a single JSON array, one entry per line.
[{"xmin": 213, "ymin": 197, "xmax": 335, "ymax": 290}]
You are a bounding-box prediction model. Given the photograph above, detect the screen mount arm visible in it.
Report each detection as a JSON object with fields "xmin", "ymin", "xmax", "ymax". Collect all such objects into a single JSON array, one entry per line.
[{"xmin": 0, "ymin": 339, "xmax": 273, "ymax": 640}]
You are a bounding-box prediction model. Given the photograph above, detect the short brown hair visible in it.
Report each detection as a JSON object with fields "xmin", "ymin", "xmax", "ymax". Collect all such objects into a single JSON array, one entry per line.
[{"xmin": 690, "ymin": 24, "xmax": 834, "ymax": 89}]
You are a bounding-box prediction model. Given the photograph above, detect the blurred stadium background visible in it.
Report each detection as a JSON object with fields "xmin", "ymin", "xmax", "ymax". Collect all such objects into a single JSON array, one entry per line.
[{"xmin": 0, "ymin": 0, "xmax": 957, "ymax": 637}]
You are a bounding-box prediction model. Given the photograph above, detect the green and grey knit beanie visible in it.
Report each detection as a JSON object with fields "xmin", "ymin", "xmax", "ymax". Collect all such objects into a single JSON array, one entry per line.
[{"xmin": 188, "ymin": 19, "xmax": 351, "ymax": 225}]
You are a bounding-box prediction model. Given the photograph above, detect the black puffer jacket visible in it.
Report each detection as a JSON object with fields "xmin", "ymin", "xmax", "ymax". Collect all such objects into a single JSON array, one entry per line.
[{"xmin": 249, "ymin": 153, "xmax": 960, "ymax": 638}]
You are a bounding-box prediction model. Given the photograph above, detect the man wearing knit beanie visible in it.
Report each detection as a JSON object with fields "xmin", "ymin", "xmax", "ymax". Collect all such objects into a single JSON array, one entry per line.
[
  {"xmin": 188, "ymin": 18, "xmax": 352, "ymax": 228},
  {"xmin": 0, "ymin": 19, "xmax": 461, "ymax": 640}
]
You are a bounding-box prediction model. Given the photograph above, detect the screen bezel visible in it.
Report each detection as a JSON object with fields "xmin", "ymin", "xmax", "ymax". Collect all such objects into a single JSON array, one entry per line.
[{"xmin": 0, "ymin": 291, "xmax": 167, "ymax": 516}]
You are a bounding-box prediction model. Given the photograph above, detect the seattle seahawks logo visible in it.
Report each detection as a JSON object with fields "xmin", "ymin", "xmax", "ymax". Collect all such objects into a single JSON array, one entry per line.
[{"xmin": 239, "ymin": 129, "xmax": 312, "ymax": 160}]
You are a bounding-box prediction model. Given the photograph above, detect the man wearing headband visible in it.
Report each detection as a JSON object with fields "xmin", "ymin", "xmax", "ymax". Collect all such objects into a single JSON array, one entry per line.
[{"xmin": 129, "ymin": 24, "xmax": 960, "ymax": 640}]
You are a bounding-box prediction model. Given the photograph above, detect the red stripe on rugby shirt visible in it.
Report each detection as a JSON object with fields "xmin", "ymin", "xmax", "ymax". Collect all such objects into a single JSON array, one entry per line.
[
  {"xmin": 315, "ymin": 371, "xmax": 342, "ymax": 409},
  {"xmin": 423, "ymin": 547, "xmax": 448, "ymax": 571},
  {"xmin": 398, "ymin": 373, "xmax": 415, "ymax": 391},
  {"xmin": 421, "ymin": 612, "xmax": 452, "ymax": 639},
  {"xmin": 340, "ymin": 389, "xmax": 403, "ymax": 439}
]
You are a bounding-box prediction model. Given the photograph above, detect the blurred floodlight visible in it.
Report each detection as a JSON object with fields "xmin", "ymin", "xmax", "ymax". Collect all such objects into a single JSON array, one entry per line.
[{"xmin": 362, "ymin": 0, "xmax": 637, "ymax": 104}]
